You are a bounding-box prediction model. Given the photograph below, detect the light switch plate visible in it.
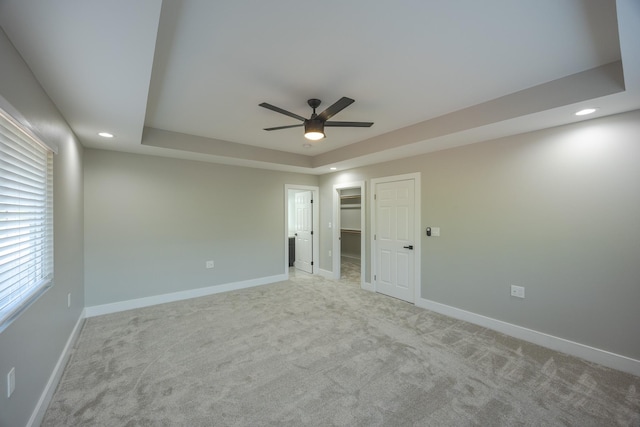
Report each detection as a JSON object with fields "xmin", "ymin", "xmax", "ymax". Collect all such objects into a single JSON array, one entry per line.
[{"xmin": 7, "ymin": 367, "xmax": 15, "ymax": 398}]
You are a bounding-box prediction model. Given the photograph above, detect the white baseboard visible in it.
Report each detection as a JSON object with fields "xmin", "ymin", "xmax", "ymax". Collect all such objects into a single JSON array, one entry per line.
[
  {"xmin": 317, "ymin": 268, "xmax": 334, "ymax": 280},
  {"xmin": 85, "ymin": 274, "xmax": 287, "ymax": 317},
  {"xmin": 28, "ymin": 309, "xmax": 86, "ymax": 427},
  {"xmin": 417, "ymin": 298, "xmax": 640, "ymax": 377},
  {"xmin": 362, "ymin": 281, "xmax": 374, "ymax": 292}
]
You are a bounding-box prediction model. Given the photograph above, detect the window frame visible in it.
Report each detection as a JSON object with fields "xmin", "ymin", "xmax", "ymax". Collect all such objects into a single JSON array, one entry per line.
[{"xmin": 0, "ymin": 106, "xmax": 55, "ymax": 332}]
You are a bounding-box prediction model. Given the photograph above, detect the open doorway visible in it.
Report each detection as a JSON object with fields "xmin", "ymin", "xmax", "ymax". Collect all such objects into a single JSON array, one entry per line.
[
  {"xmin": 285, "ymin": 185, "xmax": 319, "ymax": 277},
  {"xmin": 332, "ymin": 181, "xmax": 365, "ymax": 287}
]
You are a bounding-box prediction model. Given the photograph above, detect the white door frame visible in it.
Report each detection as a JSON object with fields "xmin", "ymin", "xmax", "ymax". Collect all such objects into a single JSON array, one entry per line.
[
  {"xmin": 332, "ymin": 181, "xmax": 366, "ymax": 287},
  {"xmin": 294, "ymin": 190, "xmax": 314, "ymax": 273},
  {"xmin": 371, "ymin": 173, "xmax": 421, "ymax": 303},
  {"xmin": 284, "ymin": 184, "xmax": 320, "ymax": 277}
]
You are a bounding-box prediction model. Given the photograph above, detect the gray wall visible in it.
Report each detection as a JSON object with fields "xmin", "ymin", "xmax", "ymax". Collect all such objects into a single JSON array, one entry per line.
[
  {"xmin": 1, "ymin": 17, "xmax": 639, "ymax": 425},
  {"xmin": 319, "ymin": 110, "xmax": 640, "ymax": 361},
  {"xmin": 0, "ymin": 29, "xmax": 84, "ymax": 427},
  {"xmin": 84, "ymin": 149, "xmax": 318, "ymax": 306}
]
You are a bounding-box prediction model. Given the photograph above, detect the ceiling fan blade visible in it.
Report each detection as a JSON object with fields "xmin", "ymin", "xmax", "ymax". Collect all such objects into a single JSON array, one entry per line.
[
  {"xmin": 259, "ymin": 102, "xmax": 307, "ymax": 122},
  {"xmin": 325, "ymin": 121, "xmax": 374, "ymax": 127},
  {"xmin": 264, "ymin": 124, "xmax": 304, "ymax": 131},
  {"xmin": 316, "ymin": 97, "xmax": 355, "ymax": 121}
]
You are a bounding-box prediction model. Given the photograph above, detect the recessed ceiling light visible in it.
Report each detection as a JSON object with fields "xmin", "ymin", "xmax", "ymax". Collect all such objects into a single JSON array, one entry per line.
[
  {"xmin": 98, "ymin": 132, "xmax": 114, "ymax": 138},
  {"xmin": 575, "ymin": 108, "xmax": 597, "ymax": 116},
  {"xmin": 330, "ymin": 167, "xmax": 337, "ymax": 171}
]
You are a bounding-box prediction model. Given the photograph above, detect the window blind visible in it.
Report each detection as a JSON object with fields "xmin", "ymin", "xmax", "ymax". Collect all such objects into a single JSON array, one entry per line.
[{"xmin": 0, "ymin": 108, "xmax": 54, "ymax": 329}]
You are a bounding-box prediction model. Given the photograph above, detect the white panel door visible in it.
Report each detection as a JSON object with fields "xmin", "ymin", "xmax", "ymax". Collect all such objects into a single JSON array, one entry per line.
[
  {"xmin": 294, "ymin": 191, "xmax": 313, "ymax": 273},
  {"xmin": 375, "ymin": 179, "xmax": 415, "ymax": 302}
]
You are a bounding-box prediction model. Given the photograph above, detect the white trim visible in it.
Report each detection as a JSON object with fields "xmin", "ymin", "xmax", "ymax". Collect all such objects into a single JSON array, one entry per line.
[
  {"xmin": 317, "ymin": 268, "xmax": 371, "ymax": 291},
  {"xmin": 332, "ymin": 181, "xmax": 366, "ymax": 286},
  {"xmin": 85, "ymin": 274, "xmax": 286, "ymax": 317},
  {"xmin": 27, "ymin": 309, "xmax": 85, "ymax": 427},
  {"xmin": 417, "ymin": 297, "xmax": 640, "ymax": 377},
  {"xmin": 284, "ymin": 185, "xmax": 320, "ymax": 276},
  {"xmin": 317, "ymin": 268, "xmax": 334, "ymax": 280},
  {"xmin": 0, "ymin": 95, "xmax": 58, "ymax": 154},
  {"xmin": 362, "ymin": 282, "xmax": 374, "ymax": 292},
  {"xmin": 370, "ymin": 173, "xmax": 421, "ymax": 303}
]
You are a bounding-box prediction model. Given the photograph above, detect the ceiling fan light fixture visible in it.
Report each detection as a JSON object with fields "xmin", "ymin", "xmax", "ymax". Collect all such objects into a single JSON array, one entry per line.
[
  {"xmin": 260, "ymin": 97, "xmax": 372, "ymax": 140},
  {"xmin": 575, "ymin": 108, "xmax": 597, "ymax": 116},
  {"xmin": 304, "ymin": 131, "xmax": 324, "ymax": 141},
  {"xmin": 304, "ymin": 120, "xmax": 325, "ymax": 141}
]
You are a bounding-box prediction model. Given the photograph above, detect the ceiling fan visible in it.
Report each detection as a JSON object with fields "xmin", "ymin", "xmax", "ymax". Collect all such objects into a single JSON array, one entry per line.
[{"xmin": 259, "ymin": 97, "xmax": 373, "ymax": 141}]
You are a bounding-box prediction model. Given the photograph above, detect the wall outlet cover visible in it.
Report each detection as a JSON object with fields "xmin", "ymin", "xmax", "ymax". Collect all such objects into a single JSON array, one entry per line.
[{"xmin": 511, "ymin": 285, "xmax": 525, "ymax": 298}]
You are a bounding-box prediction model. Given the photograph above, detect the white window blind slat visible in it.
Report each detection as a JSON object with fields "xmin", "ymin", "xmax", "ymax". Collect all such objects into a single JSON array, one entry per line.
[
  {"xmin": 0, "ymin": 107, "xmax": 54, "ymax": 330},
  {"xmin": 0, "ymin": 170, "xmax": 46, "ymax": 192},
  {"xmin": 1, "ymin": 144, "xmax": 46, "ymax": 177},
  {"xmin": 1, "ymin": 140, "xmax": 46, "ymax": 165},
  {"xmin": 0, "ymin": 241, "xmax": 47, "ymax": 266}
]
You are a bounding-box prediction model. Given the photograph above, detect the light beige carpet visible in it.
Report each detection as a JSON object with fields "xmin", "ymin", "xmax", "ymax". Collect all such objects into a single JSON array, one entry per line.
[
  {"xmin": 340, "ymin": 256, "xmax": 361, "ymax": 283},
  {"xmin": 42, "ymin": 272, "xmax": 640, "ymax": 426}
]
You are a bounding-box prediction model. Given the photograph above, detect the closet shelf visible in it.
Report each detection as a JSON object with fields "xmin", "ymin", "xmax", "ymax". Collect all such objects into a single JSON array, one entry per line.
[
  {"xmin": 340, "ymin": 228, "xmax": 361, "ymax": 234},
  {"xmin": 340, "ymin": 204, "xmax": 361, "ymax": 209},
  {"xmin": 340, "ymin": 195, "xmax": 361, "ymax": 200}
]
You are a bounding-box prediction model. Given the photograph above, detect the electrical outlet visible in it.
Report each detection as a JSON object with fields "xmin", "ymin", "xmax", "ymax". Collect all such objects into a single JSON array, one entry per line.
[
  {"xmin": 511, "ymin": 285, "xmax": 525, "ymax": 298},
  {"xmin": 328, "ymin": 250, "xmax": 332, "ymax": 257},
  {"xmin": 67, "ymin": 293, "xmax": 71, "ymax": 308},
  {"xmin": 206, "ymin": 260, "xmax": 214, "ymax": 269},
  {"xmin": 7, "ymin": 367, "xmax": 15, "ymax": 398}
]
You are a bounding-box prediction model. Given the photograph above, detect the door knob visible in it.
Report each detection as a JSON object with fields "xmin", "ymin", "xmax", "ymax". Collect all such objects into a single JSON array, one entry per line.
[{"xmin": 403, "ymin": 245, "xmax": 414, "ymax": 250}]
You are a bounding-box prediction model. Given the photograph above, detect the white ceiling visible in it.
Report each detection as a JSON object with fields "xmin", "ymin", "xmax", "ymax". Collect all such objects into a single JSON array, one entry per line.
[{"xmin": 1, "ymin": 0, "xmax": 639, "ymax": 174}]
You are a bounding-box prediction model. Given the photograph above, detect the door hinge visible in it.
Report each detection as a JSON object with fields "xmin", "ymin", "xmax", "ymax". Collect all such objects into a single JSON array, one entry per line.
[
  {"xmin": 374, "ymin": 194, "xmax": 377, "ymax": 200},
  {"xmin": 311, "ymin": 231, "xmax": 313, "ymax": 235},
  {"xmin": 374, "ymin": 234, "xmax": 376, "ymax": 240},
  {"xmin": 311, "ymin": 199, "xmax": 313, "ymax": 203},
  {"xmin": 374, "ymin": 274, "xmax": 376, "ymax": 281},
  {"xmin": 311, "ymin": 261, "xmax": 314, "ymax": 266}
]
